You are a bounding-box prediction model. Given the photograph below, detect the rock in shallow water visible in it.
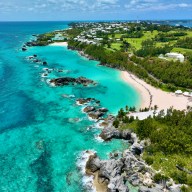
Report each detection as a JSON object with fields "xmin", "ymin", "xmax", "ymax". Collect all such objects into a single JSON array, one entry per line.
[
  {"xmin": 50, "ymin": 76, "xmax": 97, "ymax": 87},
  {"xmin": 83, "ymin": 106, "xmax": 96, "ymax": 113}
]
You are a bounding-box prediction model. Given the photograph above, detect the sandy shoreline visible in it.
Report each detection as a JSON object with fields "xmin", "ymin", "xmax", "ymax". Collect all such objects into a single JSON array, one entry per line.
[
  {"xmin": 49, "ymin": 42, "xmax": 68, "ymax": 46},
  {"xmin": 121, "ymin": 71, "xmax": 192, "ymax": 110},
  {"xmin": 49, "ymin": 42, "xmax": 191, "ymax": 111}
]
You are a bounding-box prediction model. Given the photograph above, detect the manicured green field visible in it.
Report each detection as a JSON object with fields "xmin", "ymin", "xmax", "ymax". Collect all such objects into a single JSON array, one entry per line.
[
  {"xmin": 111, "ymin": 42, "xmax": 122, "ymax": 50},
  {"xmin": 107, "ymin": 29, "xmax": 192, "ymax": 54},
  {"xmin": 186, "ymin": 31, "xmax": 192, "ymax": 37},
  {"xmin": 172, "ymin": 47, "xmax": 192, "ymax": 54},
  {"xmin": 124, "ymin": 30, "xmax": 158, "ymax": 50}
]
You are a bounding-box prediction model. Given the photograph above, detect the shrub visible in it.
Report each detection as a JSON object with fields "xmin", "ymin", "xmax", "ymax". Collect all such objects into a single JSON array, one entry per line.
[
  {"xmin": 154, "ymin": 173, "xmax": 168, "ymax": 183},
  {"xmin": 181, "ymin": 185, "xmax": 191, "ymax": 192},
  {"xmin": 145, "ymin": 156, "xmax": 154, "ymax": 165},
  {"xmin": 171, "ymin": 171, "xmax": 187, "ymax": 184},
  {"xmin": 113, "ymin": 119, "xmax": 119, "ymax": 128}
]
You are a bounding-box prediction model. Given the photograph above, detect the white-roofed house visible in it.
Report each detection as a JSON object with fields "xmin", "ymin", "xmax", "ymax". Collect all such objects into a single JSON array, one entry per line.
[
  {"xmin": 165, "ymin": 52, "xmax": 185, "ymax": 62},
  {"xmin": 175, "ymin": 90, "xmax": 183, "ymax": 95}
]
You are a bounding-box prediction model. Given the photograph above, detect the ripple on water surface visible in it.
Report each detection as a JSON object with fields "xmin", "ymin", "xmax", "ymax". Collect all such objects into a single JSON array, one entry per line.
[{"xmin": 0, "ymin": 22, "xmax": 140, "ymax": 192}]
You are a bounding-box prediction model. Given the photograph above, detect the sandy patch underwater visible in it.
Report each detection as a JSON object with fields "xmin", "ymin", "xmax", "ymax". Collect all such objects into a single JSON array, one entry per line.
[{"xmin": 0, "ymin": 22, "xmax": 139, "ymax": 192}]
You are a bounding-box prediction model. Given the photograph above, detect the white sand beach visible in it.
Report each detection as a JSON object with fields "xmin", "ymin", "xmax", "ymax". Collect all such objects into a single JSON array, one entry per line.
[
  {"xmin": 49, "ymin": 42, "xmax": 68, "ymax": 46},
  {"xmin": 121, "ymin": 71, "xmax": 192, "ymax": 110}
]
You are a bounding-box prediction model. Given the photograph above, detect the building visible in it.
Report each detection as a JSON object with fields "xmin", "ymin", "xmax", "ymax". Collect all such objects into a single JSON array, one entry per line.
[{"xmin": 165, "ymin": 52, "xmax": 185, "ymax": 62}]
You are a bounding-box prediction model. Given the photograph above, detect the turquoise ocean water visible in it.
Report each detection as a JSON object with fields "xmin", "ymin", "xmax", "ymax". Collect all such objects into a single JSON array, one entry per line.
[
  {"xmin": 0, "ymin": 21, "xmax": 140, "ymax": 192},
  {"xmin": 1, "ymin": 20, "xmax": 191, "ymax": 192}
]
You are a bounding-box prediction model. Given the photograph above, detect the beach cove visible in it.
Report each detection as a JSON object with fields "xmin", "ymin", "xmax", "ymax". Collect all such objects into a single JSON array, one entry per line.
[{"xmin": 0, "ymin": 22, "xmax": 140, "ymax": 192}]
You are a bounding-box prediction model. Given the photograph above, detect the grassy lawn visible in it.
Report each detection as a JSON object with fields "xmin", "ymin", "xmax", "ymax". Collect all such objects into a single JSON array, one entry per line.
[
  {"xmin": 111, "ymin": 42, "xmax": 122, "ymax": 50},
  {"xmin": 172, "ymin": 47, "xmax": 192, "ymax": 54},
  {"xmin": 108, "ymin": 34, "xmax": 122, "ymax": 38},
  {"xmin": 186, "ymin": 30, "xmax": 192, "ymax": 37},
  {"xmin": 115, "ymin": 34, "xmax": 123, "ymax": 38},
  {"xmin": 107, "ymin": 29, "xmax": 192, "ymax": 54},
  {"xmin": 124, "ymin": 30, "xmax": 158, "ymax": 50},
  {"xmin": 104, "ymin": 47, "xmax": 115, "ymax": 52}
]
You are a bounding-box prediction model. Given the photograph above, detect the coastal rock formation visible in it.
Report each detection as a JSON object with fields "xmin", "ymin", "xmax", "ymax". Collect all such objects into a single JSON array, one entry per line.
[
  {"xmin": 99, "ymin": 126, "xmax": 133, "ymax": 141},
  {"xmin": 22, "ymin": 47, "xmax": 27, "ymax": 51},
  {"xmin": 99, "ymin": 115, "xmax": 116, "ymax": 128},
  {"xmin": 68, "ymin": 46, "xmax": 95, "ymax": 60},
  {"xmin": 43, "ymin": 61, "xmax": 47, "ymax": 65},
  {"xmin": 86, "ymin": 154, "xmax": 129, "ymax": 192},
  {"xmin": 85, "ymin": 147, "xmax": 178, "ymax": 192},
  {"xmin": 76, "ymin": 98, "xmax": 109, "ymax": 120},
  {"xmin": 83, "ymin": 124, "xmax": 181, "ymax": 192},
  {"xmin": 83, "ymin": 106, "xmax": 96, "ymax": 113},
  {"xmin": 98, "ymin": 108, "xmax": 108, "ymax": 113},
  {"xmin": 50, "ymin": 77, "xmax": 97, "ymax": 87},
  {"xmin": 88, "ymin": 110, "xmax": 105, "ymax": 120},
  {"xmin": 76, "ymin": 98, "xmax": 97, "ymax": 105},
  {"xmin": 25, "ymin": 40, "xmax": 49, "ymax": 47}
]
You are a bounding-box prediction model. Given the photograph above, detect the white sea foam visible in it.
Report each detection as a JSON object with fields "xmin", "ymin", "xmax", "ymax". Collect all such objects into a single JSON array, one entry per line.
[
  {"xmin": 46, "ymin": 79, "xmax": 55, "ymax": 87},
  {"xmin": 87, "ymin": 116, "xmax": 97, "ymax": 122},
  {"xmin": 62, "ymin": 94, "xmax": 75, "ymax": 99},
  {"xmin": 76, "ymin": 101, "xmax": 84, "ymax": 106},
  {"xmin": 94, "ymin": 121, "xmax": 104, "ymax": 129},
  {"xmin": 41, "ymin": 73, "xmax": 48, "ymax": 78},
  {"xmin": 94, "ymin": 134, "xmax": 104, "ymax": 143},
  {"xmin": 43, "ymin": 68, "xmax": 49, "ymax": 71},
  {"xmin": 77, "ymin": 150, "xmax": 97, "ymax": 192}
]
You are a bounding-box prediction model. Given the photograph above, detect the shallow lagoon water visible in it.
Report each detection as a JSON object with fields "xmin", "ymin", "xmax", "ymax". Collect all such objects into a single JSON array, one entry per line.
[{"xmin": 0, "ymin": 22, "xmax": 140, "ymax": 191}]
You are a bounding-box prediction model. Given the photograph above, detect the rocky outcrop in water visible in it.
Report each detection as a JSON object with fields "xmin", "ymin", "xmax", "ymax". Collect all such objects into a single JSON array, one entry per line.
[
  {"xmin": 22, "ymin": 46, "xmax": 27, "ymax": 51},
  {"xmin": 50, "ymin": 77, "xmax": 97, "ymax": 87},
  {"xmin": 76, "ymin": 98, "xmax": 99, "ymax": 105},
  {"xmin": 88, "ymin": 110, "xmax": 105, "ymax": 120},
  {"xmin": 83, "ymin": 106, "xmax": 96, "ymax": 113},
  {"xmin": 76, "ymin": 97, "xmax": 109, "ymax": 120}
]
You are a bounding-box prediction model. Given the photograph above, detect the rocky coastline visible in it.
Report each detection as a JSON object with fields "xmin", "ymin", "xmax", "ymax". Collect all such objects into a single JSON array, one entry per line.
[
  {"xmin": 81, "ymin": 118, "xmax": 182, "ymax": 192},
  {"xmin": 76, "ymin": 98, "xmax": 108, "ymax": 120},
  {"xmin": 67, "ymin": 45, "xmax": 126, "ymax": 71},
  {"xmin": 23, "ymin": 36, "xmax": 183, "ymax": 192}
]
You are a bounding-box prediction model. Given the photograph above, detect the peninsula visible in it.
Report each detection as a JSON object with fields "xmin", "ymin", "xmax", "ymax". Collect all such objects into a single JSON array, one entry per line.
[{"xmin": 23, "ymin": 21, "xmax": 192, "ymax": 192}]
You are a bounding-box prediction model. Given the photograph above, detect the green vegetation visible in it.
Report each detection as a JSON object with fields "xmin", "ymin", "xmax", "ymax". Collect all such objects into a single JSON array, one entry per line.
[
  {"xmin": 155, "ymin": 32, "xmax": 187, "ymax": 42},
  {"xmin": 135, "ymin": 39, "xmax": 173, "ymax": 57},
  {"xmin": 68, "ymin": 38, "xmax": 192, "ymax": 91},
  {"xmin": 124, "ymin": 30, "xmax": 158, "ymax": 50},
  {"xmin": 176, "ymin": 37, "xmax": 192, "ymax": 49},
  {"xmin": 130, "ymin": 56, "xmax": 192, "ymax": 89},
  {"xmin": 32, "ymin": 22, "xmax": 192, "ymax": 91},
  {"xmin": 115, "ymin": 107, "xmax": 192, "ymax": 189},
  {"xmin": 66, "ymin": 22, "xmax": 192, "ymax": 189},
  {"xmin": 111, "ymin": 43, "xmax": 122, "ymax": 50},
  {"xmin": 66, "ymin": 22, "xmax": 192, "ymax": 91},
  {"xmin": 35, "ymin": 32, "xmax": 55, "ymax": 46}
]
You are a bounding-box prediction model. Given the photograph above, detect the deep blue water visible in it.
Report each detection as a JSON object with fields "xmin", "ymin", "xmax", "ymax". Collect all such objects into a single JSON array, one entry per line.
[
  {"xmin": 1, "ymin": 20, "xmax": 191, "ymax": 192},
  {"xmin": 0, "ymin": 21, "xmax": 139, "ymax": 191}
]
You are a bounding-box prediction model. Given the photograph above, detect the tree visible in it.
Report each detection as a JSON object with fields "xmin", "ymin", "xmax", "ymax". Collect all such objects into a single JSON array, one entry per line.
[{"xmin": 113, "ymin": 119, "xmax": 119, "ymax": 128}]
